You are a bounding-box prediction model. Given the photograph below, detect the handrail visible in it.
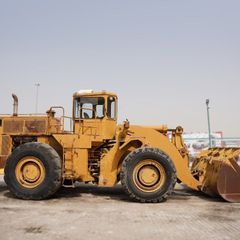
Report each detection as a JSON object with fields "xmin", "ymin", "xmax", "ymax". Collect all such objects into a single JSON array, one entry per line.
[
  {"xmin": 60, "ymin": 116, "xmax": 74, "ymax": 133},
  {"xmin": 48, "ymin": 106, "xmax": 65, "ymax": 131}
]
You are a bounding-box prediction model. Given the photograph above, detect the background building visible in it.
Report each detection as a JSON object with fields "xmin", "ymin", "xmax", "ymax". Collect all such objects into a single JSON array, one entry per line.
[{"xmin": 183, "ymin": 132, "xmax": 240, "ymax": 157}]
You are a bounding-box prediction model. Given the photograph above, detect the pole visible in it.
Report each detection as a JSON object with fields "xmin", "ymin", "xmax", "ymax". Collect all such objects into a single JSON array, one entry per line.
[
  {"xmin": 35, "ymin": 83, "xmax": 40, "ymax": 113},
  {"xmin": 206, "ymin": 99, "xmax": 212, "ymax": 148}
]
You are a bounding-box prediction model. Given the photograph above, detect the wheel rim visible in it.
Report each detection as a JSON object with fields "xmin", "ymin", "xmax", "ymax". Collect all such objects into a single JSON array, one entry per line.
[
  {"xmin": 133, "ymin": 159, "xmax": 166, "ymax": 192},
  {"xmin": 15, "ymin": 156, "xmax": 46, "ymax": 189}
]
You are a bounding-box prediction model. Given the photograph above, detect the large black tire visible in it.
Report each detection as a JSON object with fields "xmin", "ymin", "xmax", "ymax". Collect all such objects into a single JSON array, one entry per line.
[
  {"xmin": 120, "ymin": 147, "xmax": 176, "ymax": 203},
  {"xmin": 4, "ymin": 142, "xmax": 62, "ymax": 200}
]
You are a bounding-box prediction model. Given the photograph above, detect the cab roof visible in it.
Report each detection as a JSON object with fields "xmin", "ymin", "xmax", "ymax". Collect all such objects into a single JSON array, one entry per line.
[{"xmin": 73, "ymin": 90, "xmax": 117, "ymax": 98}]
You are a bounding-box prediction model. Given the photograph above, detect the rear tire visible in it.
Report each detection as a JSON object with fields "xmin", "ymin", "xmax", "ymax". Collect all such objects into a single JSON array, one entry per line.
[
  {"xmin": 120, "ymin": 147, "xmax": 176, "ymax": 203},
  {"xmin": 4, "ymin": 142, "xmax": 62, "ymax": 200}
]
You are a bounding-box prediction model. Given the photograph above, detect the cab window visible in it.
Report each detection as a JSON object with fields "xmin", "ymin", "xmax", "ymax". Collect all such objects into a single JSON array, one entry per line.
[
  {"xmin": 107, "ymin": 96, "xmax": 117, "ymax": 119},
  {"xmin": 74, "ymin": 97, "xmax": 105, "ymax": 119}
]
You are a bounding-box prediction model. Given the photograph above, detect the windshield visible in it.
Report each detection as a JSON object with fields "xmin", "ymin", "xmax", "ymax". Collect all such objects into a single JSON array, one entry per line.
[{"xmin": 74, "ymin": 97, "xmax": 105, "ymax": 119}]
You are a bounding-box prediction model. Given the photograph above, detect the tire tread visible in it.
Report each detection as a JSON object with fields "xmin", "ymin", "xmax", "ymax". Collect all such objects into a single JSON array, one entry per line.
[
  {"xmin": 4, "ymin": 142, "xmax": 62, "ymax": 200},
  {"xmin": 120, "ymin": 147, "xmax": 177, "ymax": 203}
]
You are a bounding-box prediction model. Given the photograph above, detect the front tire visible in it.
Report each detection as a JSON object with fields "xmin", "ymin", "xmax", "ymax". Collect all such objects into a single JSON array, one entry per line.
[
  {"xmin": 4, "ymin": 142, "xmax": 62, "ymax": 200},
  {"xmin": 120, "ymin": 147, "xmax": 176, "ymax": 203}
]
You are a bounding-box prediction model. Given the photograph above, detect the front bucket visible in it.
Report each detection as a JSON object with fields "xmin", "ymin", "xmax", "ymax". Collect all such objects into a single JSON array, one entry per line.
[
  {"xmin": 217, "ymin": 158, "xmax": 240, "ymax": 202},
  {"xmin": 191, "ymin": 148, "xmax": 240, "ymax": 202}
]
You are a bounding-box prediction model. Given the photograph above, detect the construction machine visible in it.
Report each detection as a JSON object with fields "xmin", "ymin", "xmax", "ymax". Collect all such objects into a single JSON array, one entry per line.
[{"xmin": 0, "ymin": 91, "xmax": 239, "ymax": 203}]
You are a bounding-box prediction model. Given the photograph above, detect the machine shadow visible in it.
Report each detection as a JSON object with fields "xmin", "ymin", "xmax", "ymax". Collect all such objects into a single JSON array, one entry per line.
[
  {"xmin": 54, "ymin": 183, "xmax": 225, "ymax": 203},
  {"xmin": 54, "ymin": 183, "xmax": 131, "ymax": 202},
  {"xmin": 0, "ymin": 184, "xmax": 8, "ymax": 193},
  {"xmin": 1, "ymin": 179, "xmax": 224, "ymax": 203},
  {"xmin": 171, "ymin": 185, "xmax": 225, "ymax": 202}
]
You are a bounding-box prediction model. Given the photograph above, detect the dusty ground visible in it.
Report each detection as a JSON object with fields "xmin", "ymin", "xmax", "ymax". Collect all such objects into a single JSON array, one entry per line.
[{"xmin": 0, "ymin": 175, "xmax": 239, "ymax": 240}]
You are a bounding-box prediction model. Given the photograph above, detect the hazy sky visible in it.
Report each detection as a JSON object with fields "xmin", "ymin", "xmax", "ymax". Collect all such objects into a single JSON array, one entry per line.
[{"xmin": 0, "ymin": 1, "xmax": 239, "ymax": 136}]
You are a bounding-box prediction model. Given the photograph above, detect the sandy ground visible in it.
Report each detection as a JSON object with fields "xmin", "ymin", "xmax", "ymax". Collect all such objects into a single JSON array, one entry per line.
[{"xmin": 0, "ymin": 175, "xmax": 239, "ymax": 240}]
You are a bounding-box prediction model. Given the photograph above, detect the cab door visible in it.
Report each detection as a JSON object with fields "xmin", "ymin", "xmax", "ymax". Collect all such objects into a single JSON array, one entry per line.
[
  {"xmin": 80, "ymin": 100, "xmax": 103, "ymax": 138},
  {"xmin": 73, "ymin": 95, "xmax": 117, "ymax": 141}
]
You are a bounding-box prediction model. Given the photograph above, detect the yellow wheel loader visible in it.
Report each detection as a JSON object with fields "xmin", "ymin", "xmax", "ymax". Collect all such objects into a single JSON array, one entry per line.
[{"xmin": 0, "ymin": 91, "xmax": 239, "ymax": 202}]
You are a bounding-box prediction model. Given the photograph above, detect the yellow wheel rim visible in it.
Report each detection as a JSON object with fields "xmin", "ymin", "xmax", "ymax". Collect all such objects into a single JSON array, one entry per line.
[
  {"xmin": 15, "ymin": 156, "xmax": 45, "ymax": 189},
  {"xmin": 133, "ymin": 159, "xmax": 166, "ymax": 193}
]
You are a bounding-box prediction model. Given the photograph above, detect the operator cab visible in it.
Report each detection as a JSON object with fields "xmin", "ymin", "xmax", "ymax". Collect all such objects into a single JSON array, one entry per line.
[{"xmin": 73, "ymin": 90, "xmax": 117, "ymax": 140}]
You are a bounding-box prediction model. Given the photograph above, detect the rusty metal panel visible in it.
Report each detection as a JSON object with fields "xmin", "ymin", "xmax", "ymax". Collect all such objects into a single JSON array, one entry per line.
[
  {"xmin": 0, "ymin": 156, "xmax": 7, "ymax": 168},
  {"xmin": 2, "ymin": 118, "xmax": 47, "ymax": 135},
  {"xmin": 24, "ymin": 119, "xmax": 47, "ymax": 134},
  {"xmin": 0, "ymin": 135, "xmax": 11, "ymax": 169},
  {"xmin": 1, "ymin": 135, "xmax": 11, "ymax": 155},
  {"xmin": 3, "ymin": 119, "xmax": 24, "ymax": 133}
]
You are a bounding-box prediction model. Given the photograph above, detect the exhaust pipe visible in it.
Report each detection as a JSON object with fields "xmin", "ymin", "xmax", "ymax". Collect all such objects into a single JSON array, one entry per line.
[{"xmin": 12, "ymin": 93, "xmax": 18, "ymax": 116}]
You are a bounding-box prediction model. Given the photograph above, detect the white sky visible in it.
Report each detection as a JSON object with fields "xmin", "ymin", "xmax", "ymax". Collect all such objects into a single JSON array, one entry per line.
[{"xmin": 0, "ymin": 0, "xmax": 240, "ymax": 137}]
